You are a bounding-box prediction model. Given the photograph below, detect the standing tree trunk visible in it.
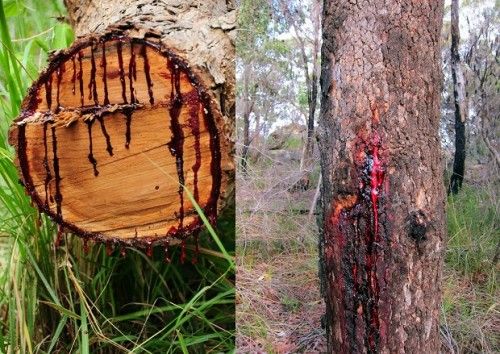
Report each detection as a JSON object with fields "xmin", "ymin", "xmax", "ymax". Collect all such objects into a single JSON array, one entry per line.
[
  {"xmin": 241, "ymin": 112, "xmax": 250, "ymax": 172},
  {"xmin": 240, "ymin": 65, "xmax": 254, "ymax": 174},
  {"xmin": 302, "ymin": 0, "xmax": 321, "ymax": 175},
  {"xmin": 318, "ymin": 1, "xmax": 446, "ymax": 353},
  {"xmin": 448, "ymin": 0, "xmax": 468, "ymax": 195},
  {"xmin": 282, "ymin": 0, "xmax": 322, "ymax": 190},
  {"xmin": 9, "ymin": 1, "xmax": 235, "ymax": 251}
]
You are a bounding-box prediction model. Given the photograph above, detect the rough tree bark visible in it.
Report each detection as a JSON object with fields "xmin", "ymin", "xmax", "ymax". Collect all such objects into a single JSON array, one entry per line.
[
  {"xmin": 318, "ymin": 1, "xmax": 446, "ymax": 353},
  {"xmin": 448, "ymin": 0, "xmax": 468, "ymax": 195},
  {"xmin": 9, "ymin": 0, "xmax": 235, "ymax": 252}
]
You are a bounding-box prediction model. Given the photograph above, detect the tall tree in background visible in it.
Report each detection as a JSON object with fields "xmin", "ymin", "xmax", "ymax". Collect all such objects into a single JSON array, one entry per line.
[
  {"xmin": 318, "ymin": 1, "xmax": 446, "ymax": 352},
  {"xmin": 237, "ymin": 0, "xmax": 266, "ymax": 172},
  {"xmin": 239, "ymin": 64, "xmax": 256, "ymax": 173},
  {"xmin": 237, "ymin": 0, "xmax": 292, "ymax": 173},
  {"xmin": 464, "ymin": 5, "xmax": 500, "ymax": 171},
  {"xmin": 448, "ymin": 0, "xmax": 469, "ymax": 194},
  {"xmin": 278, "ymin": 0, "xmax": 322, "ymax": 188}
]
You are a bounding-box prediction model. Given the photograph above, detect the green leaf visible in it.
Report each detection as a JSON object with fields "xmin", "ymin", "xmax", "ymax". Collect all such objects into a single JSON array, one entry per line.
[
  {"xmin": 80, "ymin": 301, "xmax": 89, "ymax": 354},
  {"xmin": 176, "ymin": 330, "xmax": 189, "ymax": 354},
  {"xmin": 52, "ymin": 22, "xmax": 73, "ymax": 49},
  {"xmin": 3, "ymin": 0, "xmax": 23, "ymax": 18},
  {"xmin": 39, "ymin": 301, "xmax": 79, "ymax": 320}
]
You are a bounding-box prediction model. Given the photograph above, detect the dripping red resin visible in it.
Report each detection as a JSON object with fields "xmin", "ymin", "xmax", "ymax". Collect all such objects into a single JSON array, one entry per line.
[
  {"xmin": 167, "ymin": 59, "xmax": 186, "ymax": 232},
  {"xmin": 185, "ymin": 90, "xmax": 202, "ymax": 203},
  {"xmin": 327, "ymin": 127, "xmax": 387, "ymax": 353},
  {"xmin": 362, "ymin": 130, "xmax": 385, "ymax": 353},
  {"xmin": 116, "ymin": 41, "xmax": 128, "ymax": 103},
  {"xmin": 15, "ymin": 36, "xmax": 223, "ymax": 259},
  {"xmin": 88, "ymin": 45, "xmax": 99, "ymax": 105},
  {"xmin": 101, "ymin": 42, "xmax": 110, "ymax": 105}
]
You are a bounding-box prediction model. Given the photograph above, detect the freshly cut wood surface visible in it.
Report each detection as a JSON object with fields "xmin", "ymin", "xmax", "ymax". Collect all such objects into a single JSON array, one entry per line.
[{"xmin": 10, "ymin": 36, "xmax": 228, "ymax": 244}]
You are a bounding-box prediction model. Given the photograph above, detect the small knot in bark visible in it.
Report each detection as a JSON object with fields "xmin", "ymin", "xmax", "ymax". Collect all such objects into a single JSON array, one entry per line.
[{"xmin": 407, "ymin": 210, "xmax": 429, "ymax": 243}]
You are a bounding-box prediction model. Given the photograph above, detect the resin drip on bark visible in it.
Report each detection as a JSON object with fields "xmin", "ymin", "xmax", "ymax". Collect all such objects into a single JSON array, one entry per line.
[
  {"xmin": 45, "ymin": 74, "xmax": 53, "ymax": 111},
  {"xmin": 123, "ymin": 107, "xmax": 133, "ymax": 149},
  {"xmin": 167, "ymin": 59, "xmax": 185, "ymax": 231},
  {"xmin": 358, "ymin": 128, "xmax": 385, "ymax": 353},
  {"xmin": 101, "ymin": 42, "xmax": 110, "ymax": 105},
  {"xmin": 51, "ymin": 126, "xmax": 63, "ymax": 217},
  {"xmin": 78, "ymin": 51, "xmax": 84, "ymax": 106},
  {"xmin": 128, "ymin": 43, "xmax": 137, "ymax": 104},
  {"xmin": 117, "ymin": 41, "xmax": 128, "ymax": 104},
  {"xmin": 71, "ymin": 56, "xmax": 76, "ymax": 95},
  {"xmin": 141, "ymin": 44, "xmax": 154, "ymax": 104},
  {"xmin": 186, "ymin": 90, "xmax": 201, "ymax": 202},
  {"xmin": 97, "ymin": 116, "xmax": 113, "ymax": 156},
  {"xmin": 326, "ymin": 109, "xmax": 388, "ymax": 353},
  {"xmin": 203, "ymin": 101, "xmax": 222, "ymax": 224},
  {"xmin": 42, "ymin": 122, "xmax": 52, "ymax": 207},
  {"xmin": 55, "ymin": 65, "xmax": 65, "ymax": 112},
  {"xmin": 164, "ymin": 240, "xmax": 171, "ymax": 263},
  {"xmin": 180, "ymin": 239, "xmax": 186, "ymax": 264},
  {"xmin": 88, "ymin": 45, "xmax": 99, "ymax": 105},
  {"xmin": 85, "ymin": 119, "xmax": 99, "ymax": 176}
]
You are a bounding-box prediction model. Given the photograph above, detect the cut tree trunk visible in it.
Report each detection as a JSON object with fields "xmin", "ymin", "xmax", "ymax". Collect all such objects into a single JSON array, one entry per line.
[
  {"xmin": 448, "ymin": 0, "xmax": 468, "ymax": 195},
  {"xmin": 9, "ymin": 0, "xmax": 235, "ymax": 248},
  {"xmin": 318, "ymin": 1, "xmax": 446, "ymax": 353}
]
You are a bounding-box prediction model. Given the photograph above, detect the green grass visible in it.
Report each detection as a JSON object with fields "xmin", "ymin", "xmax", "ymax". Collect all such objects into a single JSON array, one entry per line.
[
  {"xmin": 446, "ymin": 184, "xmax": 498, "ymax": 293},
  {"xmin": 0, "ymin": 1, "xmax": 235, "ymax": 353},
  {"xmin": 280, "ymin": 294, "xmax": 301, "ymax": 313},
  {"xmin": 441, "ymin": 183, "xmax": 499, "ymax": 352}
]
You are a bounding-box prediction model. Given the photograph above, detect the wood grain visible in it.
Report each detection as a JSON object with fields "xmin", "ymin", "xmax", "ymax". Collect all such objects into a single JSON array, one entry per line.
[{"xmin": 10, "ymin": 37, "xmax": 228, "ymax": 244}]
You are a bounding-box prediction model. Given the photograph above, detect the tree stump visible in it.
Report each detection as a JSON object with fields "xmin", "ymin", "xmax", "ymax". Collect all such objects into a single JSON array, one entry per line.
[{"xmin": 9, "ymin": 2, "xmax": 235, "ymax": 247}]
